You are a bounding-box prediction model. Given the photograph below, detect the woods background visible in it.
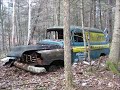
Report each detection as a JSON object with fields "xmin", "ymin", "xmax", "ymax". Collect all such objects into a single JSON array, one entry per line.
[{"xmin": 0, "ymin": 0, "xmax": 115, "ymax": 57}]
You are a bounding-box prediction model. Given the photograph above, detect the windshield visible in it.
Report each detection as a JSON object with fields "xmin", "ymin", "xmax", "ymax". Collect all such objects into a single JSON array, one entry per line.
[{"xmin": 46, "ymin": 29, "xmax": 63, "ymax": 39}]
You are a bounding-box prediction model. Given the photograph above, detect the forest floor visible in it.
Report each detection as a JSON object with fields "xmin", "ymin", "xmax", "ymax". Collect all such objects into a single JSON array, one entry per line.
[{"xmin": 0, "ymin": 56, "xmax": 120, "ymax": 90}]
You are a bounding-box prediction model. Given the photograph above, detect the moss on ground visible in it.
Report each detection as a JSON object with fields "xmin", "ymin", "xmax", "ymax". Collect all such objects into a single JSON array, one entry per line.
[{"xmin": 106, "ymin": 61, "xmax": 120, "ymax": 76}]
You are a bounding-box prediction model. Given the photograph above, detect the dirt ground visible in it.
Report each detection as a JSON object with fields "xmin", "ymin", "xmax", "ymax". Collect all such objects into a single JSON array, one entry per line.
[{"xmin": 0, "ymin": 57, "xmax": 120, "ymax": 90}]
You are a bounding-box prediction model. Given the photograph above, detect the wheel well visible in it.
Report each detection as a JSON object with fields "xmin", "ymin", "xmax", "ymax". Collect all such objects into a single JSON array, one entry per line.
[
  {"xmin": 50, "ymin": 60, "xmax": 64, "ymax": 67},
  {"xmin": 23, "ymin": 50, "xmax": 36, "ymax": 54},
  {"xmin": 100, "ymin": 53, "xmax": 106, "ymax": 56}
]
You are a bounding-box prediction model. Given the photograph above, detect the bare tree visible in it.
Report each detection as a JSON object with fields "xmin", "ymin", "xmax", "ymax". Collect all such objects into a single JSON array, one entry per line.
[
  {"xmin": 92, "ymin": 0, "xmax": 96, "ymax": 28},
  {"xmin": 27, "ymin": 0, "xmax": 32, "ymax": 45},
  {"xmin": 80, "ymin": 0, "xmax": 87, "ymax": 60},
  {"xmin": 54, "ymin": 0, "xmax": 61, "ymax": 26},
  {"xmin": 0, "ymin": 0, "xmax": 5, "ymax": 50},
  {"xmin": 106, "ymin": 0, "xmax": 113, "ymax": 42},
  {"xmin": 12, "ymin": 0, "xmax": 16, "ymax": 46},
  {"xmin": 57, "ymin": 0, "xmax": 61, "ymax": 26},
  {"xmin": 63, "ymin": 0, "xmax": 74, "ymax": 90},
  {"xmin": 88, "ymin": 1, "xmax": 92, "ymax": 67},
  {"xmin": 98, "ymin": 0, "xmax": 102, "ymax": 29},
  {"xmin": 109, "ymin": 0, "xmax": 120, "ymax": 64}
]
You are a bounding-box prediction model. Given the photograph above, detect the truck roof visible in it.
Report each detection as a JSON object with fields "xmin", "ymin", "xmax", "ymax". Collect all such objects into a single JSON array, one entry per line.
[{"xmin": 47, "ymin": 26, "xmax": 103, "ymax": 33}]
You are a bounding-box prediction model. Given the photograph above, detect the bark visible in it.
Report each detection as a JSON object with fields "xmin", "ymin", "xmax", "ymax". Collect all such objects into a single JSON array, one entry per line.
[
  {"xmin": 52, "ymin": 0, "xmax": 55, "ymax": 26},
  {"xmin": 106, "ymin": 0, "xmax": 113, "ymax": 42},
  {"xmin": 57, "ymin": 0, "xmax": 61, "ymax": 26},
  {"xmin": 109, "ymin": 0, "xmax": 120, "ymax": 63},
  {"xmin": 7, "ymin": 15, "xmax": 11, "ymax": 50},
  {"xmin": 81, "ymin": 0, "xmax": 87, "ymax": 60},
  {"xmin": 88, "ymin": 1, "xmax": 92, "ymax": 64},
  {"xmin": 54, "ymin": 0, "xmax": 61, "ymax": 26},
  {"xmin": 27, "ymin": 0, "xmax": 32, "ymax": 45},
  {"xmin": 98, "ymin": 0, "xmax": 102, "ymax": 29},
  {"xmin": 12, "ymin": 0, "xmax": 16, "ymax": 46},
  {"xmin": 17, "ymin": 1, "xmax": 22, "ymax": 45},
  {"xmin": 92, "ymin": 0, "xmax": 96, "ymax": 28},
  {"xmin": 63, "ymin": 0, "xmax": 73, "ymax": 90},
  {"xmin": 0, "ymin": 0, "xmax": 5, "ymax": 50}
]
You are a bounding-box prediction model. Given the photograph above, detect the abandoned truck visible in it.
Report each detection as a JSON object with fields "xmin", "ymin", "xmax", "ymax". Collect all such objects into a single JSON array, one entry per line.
[{"xmin": 2, "ymin": 26, "xmax": 110, "ymax": 72}]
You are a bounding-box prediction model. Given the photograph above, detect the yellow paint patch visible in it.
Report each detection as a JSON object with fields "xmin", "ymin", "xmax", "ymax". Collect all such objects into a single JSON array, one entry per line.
[
  {"xmin": 72, "ymin": 46, "xmax": 86, "ymax": 52},
  {"xmin": 72, "ymin": 44, "xmax": 109, "ymax": 53},
  {"xmin": 85, "ymin": 32, "xmax": 105, "ymax": 42}
]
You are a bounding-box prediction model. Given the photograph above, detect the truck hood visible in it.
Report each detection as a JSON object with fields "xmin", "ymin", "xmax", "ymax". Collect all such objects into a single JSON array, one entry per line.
[
  {"xmin": 37, "ymin": 39, "xmax": 64, "ymax": 47},
  {"xmin": 7, "ymin": 44, "xmax": 62, "ymax": 57}
]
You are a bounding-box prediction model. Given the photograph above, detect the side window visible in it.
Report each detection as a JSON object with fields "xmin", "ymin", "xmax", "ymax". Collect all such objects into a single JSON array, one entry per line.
[
  {"xmin": 58, "ymin": 31, "xmax": 63, "ymax": 39},
  {"xmin": 74, "ymin": 33, "xmax": 83, "ymax": 42}
]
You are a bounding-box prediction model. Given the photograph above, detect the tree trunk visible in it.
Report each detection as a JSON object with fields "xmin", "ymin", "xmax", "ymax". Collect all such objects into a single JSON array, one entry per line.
[
  {"xmin": 0, "ymin": 0, "xmax": 5, "ymax": 50},
  {"xmin": 92, "ymin": 0, "xmax": 96, "ymax": 28},
  {"xmin": 27, "ymin": 0, "xmax": 32, "ymax": 45},
  {"xmin": 109, "ymin": 0, "xmax": 120, "ymax": 64},
  {"xmin": 12, "ymin": 0, "xmax": 16, "ymax": 46},
  {"xmin": 98, "ymin": 0, "xmax": 102, "ymax": 29},
  {"xmin": 57, "ymin": 0, "xmax": 61, "ymax": 26},
  {"xmin": 54, "ymin": 0, "xmax": 61, "ymax": 26},
  {"xmin": 88, "ymin": 1, "xmax": 92, "ymax": 64},
  {"xmin": 63, "ymin": 0, "xmax": 73, "ymax": 90},
  {"xmin": 106, "ymin": 0, "xmax": 113, "ymax": 42},
  {"xmin": 7, "ymin": 15, "xmax": 11, "ymax": 50},
  {"xmin": 81, "ymin": 0, "xmax": 87, "ymax": 60},
  {"xmin": 17, "ymin": 0, "xmax": 22, "ymax": 45}
]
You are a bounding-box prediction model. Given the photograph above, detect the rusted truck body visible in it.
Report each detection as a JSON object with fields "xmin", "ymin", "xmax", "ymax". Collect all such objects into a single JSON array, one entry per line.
[{"xmin": 3, "ymin": 26, "xmax": 110, "ymax": 72}]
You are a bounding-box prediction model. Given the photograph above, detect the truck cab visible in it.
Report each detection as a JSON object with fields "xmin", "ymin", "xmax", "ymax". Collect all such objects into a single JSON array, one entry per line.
[{"xmin": 38, "ymin": 26, "xmax": 110, "ymax": 60}]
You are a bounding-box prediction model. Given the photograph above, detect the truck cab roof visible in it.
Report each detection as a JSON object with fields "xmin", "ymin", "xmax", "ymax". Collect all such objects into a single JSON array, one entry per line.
[{"xmin": 47, "ymin": 26, "xmax": 103, "ymax": 33}]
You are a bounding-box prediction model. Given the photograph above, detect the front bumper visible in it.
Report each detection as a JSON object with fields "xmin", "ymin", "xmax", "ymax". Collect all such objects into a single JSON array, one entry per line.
[{"xmin": 14, "ymin": 61, "xmax": 46, "ymax": 73}]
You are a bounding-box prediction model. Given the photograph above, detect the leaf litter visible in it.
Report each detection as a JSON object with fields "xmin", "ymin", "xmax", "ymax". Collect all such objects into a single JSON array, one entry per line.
[{"xmin": 0, "ymin": 56, "xmax": 120, "ymax": 90}]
